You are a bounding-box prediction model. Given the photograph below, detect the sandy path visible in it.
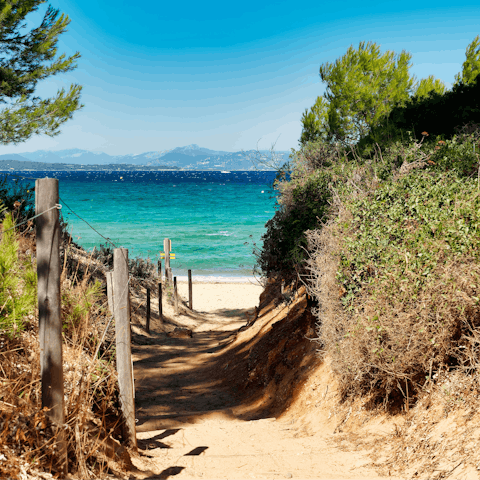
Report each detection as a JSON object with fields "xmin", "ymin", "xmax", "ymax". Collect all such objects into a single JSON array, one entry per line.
[{"xmin": 129, "ymin": 282, "xmax": 398, "ymax": 480}]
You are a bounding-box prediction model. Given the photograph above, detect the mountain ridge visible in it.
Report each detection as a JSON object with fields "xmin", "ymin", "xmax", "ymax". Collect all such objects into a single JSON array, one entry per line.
[{"xmin": 0, "ymin": 144, "xmax": 290, "ymax": 170}]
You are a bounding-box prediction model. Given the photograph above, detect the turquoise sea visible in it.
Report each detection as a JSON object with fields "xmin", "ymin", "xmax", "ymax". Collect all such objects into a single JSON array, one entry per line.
[{"xmin": 12, "ymin": 171, "xmax": 278, "ymax": 281}]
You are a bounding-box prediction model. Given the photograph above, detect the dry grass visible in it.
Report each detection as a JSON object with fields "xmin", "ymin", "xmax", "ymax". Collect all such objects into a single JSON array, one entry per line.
[
  {"xmin": 0, "ymin": 230, "xmax": 131, "ymax": 479},
  {"xmin": 330, "ymin": 370, "xmax": 480, "ymax": 479}
]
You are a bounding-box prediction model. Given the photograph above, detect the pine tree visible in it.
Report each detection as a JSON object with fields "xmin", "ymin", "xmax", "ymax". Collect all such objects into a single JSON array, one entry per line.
[
  {"xmin": 299, "ymin": 96, "xmax": 329, "ymax": 145},
  {"xmin": 0, "ymin": 1, "xmax": 82, "ymax": 144},
  {"xmin": 413, "ymin": 74, "xmax": 446, "ymax": 99},
  {"xmin": 318, "ymin": 41, "xmax": 415, "ymax": 146},
  {"xmin": 454, "ymin": 35, "xmax": 480, "ymax": 87}
]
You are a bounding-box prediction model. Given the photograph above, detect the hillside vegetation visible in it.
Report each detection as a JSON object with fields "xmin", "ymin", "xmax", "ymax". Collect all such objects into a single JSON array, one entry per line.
[
  {"xmin": 253, "ymin": 105, "xmax": 480, "ymax": 479},
  {"xmin": 257, "ymin": 39, "xmax": 480, "ymax": 412}
]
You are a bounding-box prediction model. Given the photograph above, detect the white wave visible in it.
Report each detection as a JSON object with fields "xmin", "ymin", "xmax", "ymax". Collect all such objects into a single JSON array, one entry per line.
[{"xmin": 205, "ymin": 231, "xmax": 232, "ymax": 236}]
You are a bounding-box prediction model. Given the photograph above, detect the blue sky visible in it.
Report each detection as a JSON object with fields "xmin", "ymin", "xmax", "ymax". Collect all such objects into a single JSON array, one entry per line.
[{"xmin": 2, "ymin": 0, "xmax": 480, "ymax": 155}]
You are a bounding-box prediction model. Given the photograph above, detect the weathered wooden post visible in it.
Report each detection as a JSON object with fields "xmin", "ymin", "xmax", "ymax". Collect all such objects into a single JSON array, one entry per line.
[
  {"xmin": 146, "ymin": 287, "xmax": 150, "ymax": 333},
  {"xmin": 36, "ymin": 177, "xmax": 67, "ymax": 474},
  {"xmin": 174, "ymin": 276, "xmax": 178, "ymax": 315},
  {"xmin": 157, "ymin": 258, "xmax": 162, "ymax": 280},
  {"xmin": 164, "ymin": 238, "xmax": 172, "ymax": 284},
  {"xmin": 106, "ymin": 271, "xmax": 114, "ymax": 315},
  {"xmin": 158, "ymin": 282, "xmax": 163, "ymax": 320},
  {"xmin": 188, "ymin": 269, "xmax": 193, "ymax": 310},
  {"xmin": 113, "ymin": 248, "xmax": 137, "ymax": 449}
]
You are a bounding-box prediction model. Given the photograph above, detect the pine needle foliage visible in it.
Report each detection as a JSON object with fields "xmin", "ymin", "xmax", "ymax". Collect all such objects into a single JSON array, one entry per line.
[
  {"xmin": 0, "ymin": 0, "xmax": 82, "ymax": 144},
  {"xmin": 454, "ymin": 34, "xmax": 480, "ymax": 87},
  {"xmin": 319, "ymin": 41, "xmax": 415, "ymax": 146}
]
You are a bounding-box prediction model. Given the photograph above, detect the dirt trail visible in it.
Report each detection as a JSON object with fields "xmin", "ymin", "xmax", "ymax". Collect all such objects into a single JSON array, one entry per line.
[{"xmin": 128, "ymin": 282, "xmax": 399, "ymax": 480}]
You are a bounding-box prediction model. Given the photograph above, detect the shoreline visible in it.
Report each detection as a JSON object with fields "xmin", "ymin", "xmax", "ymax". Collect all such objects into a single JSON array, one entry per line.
[{"xmin": 168, "ymin": 275, "xmax": 263, "ymax": 285}]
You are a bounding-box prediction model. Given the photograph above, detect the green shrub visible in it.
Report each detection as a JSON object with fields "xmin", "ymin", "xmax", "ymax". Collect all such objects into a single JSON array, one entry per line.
[
  {"xmin": 428, "ymin": 132, "xmax": 479, "ymax": 177},
  {"xmin": 128, "ymin": 256, "xmax": 155, "ymax": 279},
  {"xmin": 91, "ymin": 242, "xmax": 155, "ymax": 279},
  {"xmin": 255, "ymin": 141, "xmax": 345, "ymax": 279},
  {"xmin": 358, "ymin": 73, "xmax": 480, "ymax": 153},
  {"xmin": 92, "ymin": 242, "xmax": 114, "ymax": 269},
  {"xmin": 0, "ymin": 213, "xmax": 37, "ymax": 336},
  {"xmin": 310, "ymin": 167, "xmax": 480, "ymax": 406},
  {"xmin": 257, "ymin": 171, "xmax": 332, "ymax": 279},
  {"xmin": 0, "ymin": 175, "xmax": 34, "ymax": 224}
]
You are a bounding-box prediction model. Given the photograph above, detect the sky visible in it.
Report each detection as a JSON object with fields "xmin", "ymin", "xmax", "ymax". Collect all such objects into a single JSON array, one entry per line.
[{"xmin": 2, "ymin": 0, "xmax": 480, "ymax": 156}]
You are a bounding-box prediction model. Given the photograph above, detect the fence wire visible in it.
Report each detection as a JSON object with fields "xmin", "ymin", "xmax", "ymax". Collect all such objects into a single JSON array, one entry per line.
[{"xmin": 0, "ymin": 170, "xmax": 140, "ymax": 357}]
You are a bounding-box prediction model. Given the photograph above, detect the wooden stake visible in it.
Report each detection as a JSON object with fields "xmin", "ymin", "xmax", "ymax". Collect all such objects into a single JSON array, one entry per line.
[
  {"xmin": 146, "ymin": 287, "xmax": 150, "ymax": 333},
  {"xmin": 164, "ymin": 238, "xmax": 172, "ymax": 284},
  {"xmin": 158, "ymin": 282, "xmax": 163, "ymax": 320},
  {"xmin": 188, "ymin": 269, "xmax": 193, "ymax": 310},
  {"xmin": 113, "ymin": 248, "xmax": 137, "ymax": 449},
  {"xmin": 174, "ymin": 276, "xmax": 178, "ymax": 315},
  {"xmin": 36, "ymin": 177, "xmax": 67, "ymax": 475},
  {"xmin": 106, "ymin": 271, "xmax": 114, "ymax": 315}
]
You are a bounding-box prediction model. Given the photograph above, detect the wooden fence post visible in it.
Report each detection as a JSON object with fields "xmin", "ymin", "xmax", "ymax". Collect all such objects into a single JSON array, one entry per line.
[
  {"xmin": 174, "ymin": 276, "xmax": 178, "ymax": 315},
  {"xmin": 113, "ymin": 248, "xmax": 137, "ymax": 449},
  {"xmin": 158, "ymin": 282, "xmax": 163, "ymax": 320},
  {"xmin": 188, "ymin": 269, "xmax": 193, "ymax": 310},
  {"xmin": 146, "ymin": 287, "xmax": 150, "ymax": 333},
  {"xmin": 164, "ymin": 238, "xmax": 172, "ymax": 284},
  {"xmin": 157, "ymin": 258, "xmax": 162, "ymax": 280},
  {"xmin": 36, "ymin": 177, "xmax": 67, "ymax": 474},
  {"xmin": 106, "ymin": 271, "xmax": 114, "ymax": 315}
]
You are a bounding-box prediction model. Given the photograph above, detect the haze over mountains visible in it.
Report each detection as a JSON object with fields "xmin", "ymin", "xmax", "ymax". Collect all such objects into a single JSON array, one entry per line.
[{"xmin": 0, "ymin": 144, "xmax": 290, "ymax": 170}]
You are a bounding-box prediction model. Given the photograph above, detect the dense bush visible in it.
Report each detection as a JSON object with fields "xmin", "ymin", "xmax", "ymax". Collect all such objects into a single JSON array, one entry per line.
[
  {"xmin": 255, "ymin": 141, "xmax": 344, "ymax": 279},
  {"xmin": 91, "ymin": 242, "xmax": 155, "ymax": 279},
  {"xmin": 306, "ymin": 132, "xmax": 480, "ymax": 407},
  {"xmin": 358, "ymin": 73, "xmax": 480, "ymax": 153},
  {"xmin": 257, "ymin": 173, "xmax": 331, "ymax": 279},
  {"xmin": 0, "ymin": 175, "xmax": 35, "ymax": 225},
  {"xmin": 92, "ymin": 242, "xmax": 114, "ymax": 269}
]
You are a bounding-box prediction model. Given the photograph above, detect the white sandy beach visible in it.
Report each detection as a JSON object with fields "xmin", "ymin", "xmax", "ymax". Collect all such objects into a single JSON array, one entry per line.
[{"xmin": 175, "ymin": 279, "xmax": 264, "ymax": 313}]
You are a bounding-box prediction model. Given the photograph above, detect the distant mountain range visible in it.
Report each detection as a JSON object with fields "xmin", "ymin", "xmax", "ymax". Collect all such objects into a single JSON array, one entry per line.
[{"xmin": 0, "ymin": 144, "xmax": 290, "ymax": 170}]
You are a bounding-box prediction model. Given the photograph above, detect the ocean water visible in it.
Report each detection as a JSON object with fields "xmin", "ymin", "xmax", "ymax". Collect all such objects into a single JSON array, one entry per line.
[{"xmin": 11, "ymin": 170, "xmax": 278, "ymax": 280}]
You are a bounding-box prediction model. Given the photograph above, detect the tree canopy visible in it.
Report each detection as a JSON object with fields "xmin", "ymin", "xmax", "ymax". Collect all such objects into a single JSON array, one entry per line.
[
  {"xmin": 304, "ymin": 41, "xmax": 416, "ymax": 146},
  {"xmin": 454, "ymin": 35, "xmax": 480, "ymax": 87},
  {"xmin": 414, "ymin": 75, "xmax": 446, "ymax": 99},
  {"xmin": 299, "ymin": 95, "xmax": 329, "ymax": 145},
  {"xmin": 0, "ymin": 0, "xmax": 82, "ymax": 144},
  {"xmin": 299, "ymin": 38, "xmax": 480, "ymax": 148}
]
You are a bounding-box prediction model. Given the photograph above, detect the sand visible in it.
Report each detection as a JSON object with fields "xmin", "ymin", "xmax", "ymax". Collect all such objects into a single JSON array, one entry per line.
[
  {"xmin": 175, "ymin": 279, "xmax": 264, "ymax": 313},
  {"xmin": 128, "ymin": 279, "xmax": 401, "ymax": 480}
]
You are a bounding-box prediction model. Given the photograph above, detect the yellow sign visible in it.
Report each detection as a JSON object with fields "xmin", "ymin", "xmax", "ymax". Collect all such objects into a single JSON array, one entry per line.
[{"xmin": 160, "ymin": 253, "xmax": 176, "ymax": 259}]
